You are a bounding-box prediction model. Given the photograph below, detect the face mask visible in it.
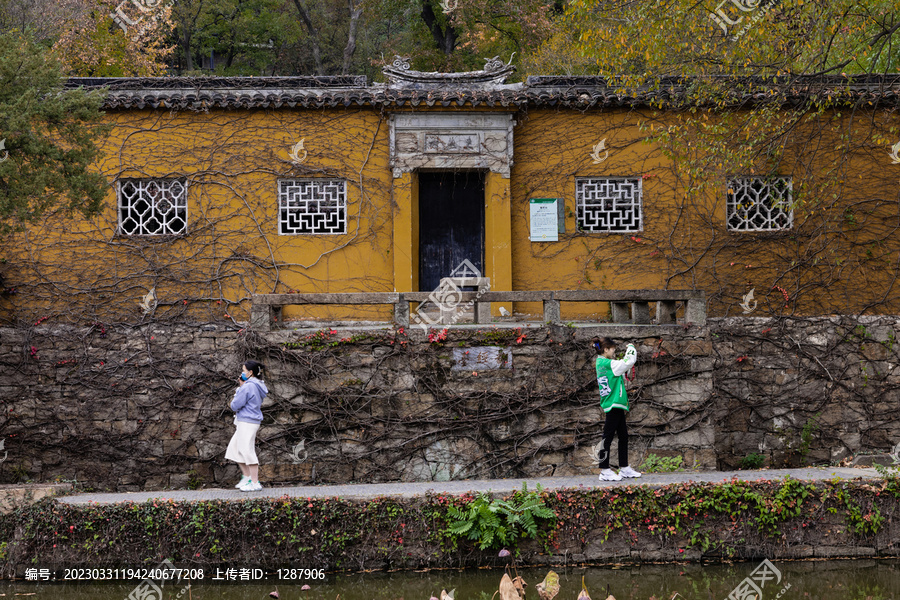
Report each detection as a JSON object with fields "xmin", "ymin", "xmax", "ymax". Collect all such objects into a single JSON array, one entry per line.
[{"xmin": 240, "ymin": 373, "xmax": 249, "ymax": 381}]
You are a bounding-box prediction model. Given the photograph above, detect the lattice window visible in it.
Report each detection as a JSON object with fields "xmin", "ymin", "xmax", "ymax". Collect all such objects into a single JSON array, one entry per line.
[
  {"xmin": 727, "ymin": 177, "xmax": 793, "ymax": 231},
  {"xmin": 118, "ymin": 179, "xmax": 187, "ymax": 235},
  {"xmin": 278, "ymin": 179, "xmax": 347, "ymax": 235},
  {"xmin": 576, "ymin": 178, "xmax": 643, "ymax": 233}
]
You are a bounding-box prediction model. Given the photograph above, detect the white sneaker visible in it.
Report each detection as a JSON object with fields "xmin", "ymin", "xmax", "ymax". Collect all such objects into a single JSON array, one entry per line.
[
  {"xmin": 239, "ymin": 480, "xmax": 263, "ymax": 492},
  {"xmin": 619, "ymin": 466, "xmax": 642, "ymax": 478},
  {"xmin": 235, "ymin": 476, "xmax": 250, "ymax": 489},
  {"xmin": 599, "ymin": 469, "xmax": 623, "ymax": 481}
]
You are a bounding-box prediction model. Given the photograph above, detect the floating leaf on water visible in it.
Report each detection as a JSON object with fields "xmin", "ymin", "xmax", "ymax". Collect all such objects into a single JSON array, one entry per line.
[
  {"xmin": 535, "ymin": 571, "xmax": 560, "ymax": 600},
  {"xmin": 500, "ymin": 573, "xmax": 520, "ymax": 600},
  {"xmin": 577, "ymin": 576, "xmax": 591, "ymax": 600},
  {"xmin": 512, "ymin": 576, "xmax": 527, "ymax": 600}
]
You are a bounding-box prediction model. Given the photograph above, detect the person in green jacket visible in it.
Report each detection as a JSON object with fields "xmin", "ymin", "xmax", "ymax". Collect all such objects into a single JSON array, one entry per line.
[{"xmin": 592, "ymin": 337, "xmax": 640, "ymax": 481}]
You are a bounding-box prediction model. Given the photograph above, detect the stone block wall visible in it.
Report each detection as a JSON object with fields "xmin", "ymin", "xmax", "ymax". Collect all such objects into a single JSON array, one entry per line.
[
  {"xmin": 711, "ymin": 316, "xmax": 900, "ymax": 468},
  {"xmin": 0, "ymin": 315, "xmax": 897, "ymax": 490}
]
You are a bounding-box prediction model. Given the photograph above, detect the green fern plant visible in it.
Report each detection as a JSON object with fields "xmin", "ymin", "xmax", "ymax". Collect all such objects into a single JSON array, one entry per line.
[
  {"xmin": 639, "ymin": 454, "xmax": 684, "ymax": 473},
  {"xmin": 444, "ymin": 483, "xmax": 556, "ymax": 550}
]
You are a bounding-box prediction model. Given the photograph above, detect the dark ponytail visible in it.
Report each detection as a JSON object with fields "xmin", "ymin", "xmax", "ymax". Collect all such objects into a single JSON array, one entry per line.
[
  {"xmin": 243, "ymin": 360, "xmax": 264, "ymax": 378},
  {"xmin": 591, "ymin": 337, "xmax": 616, "ymax": 355}
]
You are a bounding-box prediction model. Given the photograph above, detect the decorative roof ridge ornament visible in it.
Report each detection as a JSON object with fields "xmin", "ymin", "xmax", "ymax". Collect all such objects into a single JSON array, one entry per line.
[
  {"xmin": 389, "ymin": 56, "xmax": 411, "ymax": 72},
  {"xmin": 382, "ymin": 54, "xmax": 516, "ymax": 89}
]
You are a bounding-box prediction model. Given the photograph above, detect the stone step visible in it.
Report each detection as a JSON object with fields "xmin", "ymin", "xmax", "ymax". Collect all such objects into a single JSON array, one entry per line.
[{"xmin": 850, "ymin": 453, "xmax": 896, "ymax": 467}]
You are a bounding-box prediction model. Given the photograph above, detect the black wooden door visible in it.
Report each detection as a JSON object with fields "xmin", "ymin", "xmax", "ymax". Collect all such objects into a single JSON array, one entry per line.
[{"xmin": 418, "ymin": 171, "xmax": 485, "ymax": 292}]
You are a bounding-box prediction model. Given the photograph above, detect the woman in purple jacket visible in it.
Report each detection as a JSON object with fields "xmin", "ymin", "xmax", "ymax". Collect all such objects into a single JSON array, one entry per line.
[{"xmin": 225, "ymin": 360, "xmax": 268, "ymax": 491}]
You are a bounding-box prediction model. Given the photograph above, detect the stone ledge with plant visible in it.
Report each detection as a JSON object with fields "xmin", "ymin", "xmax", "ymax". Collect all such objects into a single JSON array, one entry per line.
[{"xmin": 1, "ymin": 474, "xmax": 899, "ymax": 577}]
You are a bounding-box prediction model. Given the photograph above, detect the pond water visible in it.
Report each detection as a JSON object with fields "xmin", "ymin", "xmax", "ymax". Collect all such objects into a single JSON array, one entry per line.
[{"xmin": 1, "ymin": 559, "xmax": 898, "ymax": 600}]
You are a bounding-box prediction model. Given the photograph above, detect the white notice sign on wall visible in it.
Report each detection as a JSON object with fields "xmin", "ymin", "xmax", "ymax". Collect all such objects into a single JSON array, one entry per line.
[{"xmin": 529, "ymin": 198, "xmax": 559, "ymax": 242}]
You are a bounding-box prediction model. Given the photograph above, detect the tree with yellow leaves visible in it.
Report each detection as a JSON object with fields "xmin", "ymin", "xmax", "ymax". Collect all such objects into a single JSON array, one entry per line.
[{"xmin": 51, "ymin": 0, "xmax": 173, "ymax": 76}]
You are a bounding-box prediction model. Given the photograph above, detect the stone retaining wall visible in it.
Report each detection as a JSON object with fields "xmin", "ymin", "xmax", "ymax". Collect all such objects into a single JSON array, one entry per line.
[{"xmin": 0, "ymin": 315, "xmax": 897, "ymax": 490}]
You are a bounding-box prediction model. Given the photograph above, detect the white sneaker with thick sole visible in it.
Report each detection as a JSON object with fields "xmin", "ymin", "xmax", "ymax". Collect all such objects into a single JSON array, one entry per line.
[
  {"xmin": 619, "ymin": 466, "xmax": 642, "ymax": 478},
  {"xmin": 235, "ymin": 476, "xmax": 250, "ymax": 489},
  {"xmin": 599, "ymin": 469, "xmax": 623, "ymax": 482},
  {"xmin": 239, "ymin": 480, "xmax": 263, "ymax": 492}
]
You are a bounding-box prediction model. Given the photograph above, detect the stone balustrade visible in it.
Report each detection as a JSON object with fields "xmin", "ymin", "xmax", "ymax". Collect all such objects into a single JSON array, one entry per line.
[{"xmin": 249, "ymin": 290, "xmax": 706, "ymax": 331}]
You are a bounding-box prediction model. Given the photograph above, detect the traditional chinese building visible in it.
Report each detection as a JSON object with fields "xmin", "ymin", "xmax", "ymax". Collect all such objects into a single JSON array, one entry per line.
[
  {"xmin": 2, "ymin": 63, "xmax": 899, "ymax": 324},
  {"xmin": 2, "ymin": 65, "xmax": 900, "ymax": 488}
]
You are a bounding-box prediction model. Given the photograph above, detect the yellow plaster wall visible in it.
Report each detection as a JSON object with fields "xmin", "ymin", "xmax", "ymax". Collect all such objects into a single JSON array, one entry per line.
[
  {"xmin": 391, "ymin": 171, "xmax": 419, "ymax": 294},
  {"xmin": 509, "ymin": 110, "xmax": 671, "ymax": 318},
  {"xmin": 484, "ymin": 171, "xmax": 512, "ymax": 315},
  {"xmin": 2, "ymin": 108, "xmax": 399, "ymax": 323},
  {"xmin": 509, "ymin": 108, "xmax": 900, "ymax": 318},
  {"xmin": 2, "ymin": 102, "xmax": 899, "ymax": 325}
]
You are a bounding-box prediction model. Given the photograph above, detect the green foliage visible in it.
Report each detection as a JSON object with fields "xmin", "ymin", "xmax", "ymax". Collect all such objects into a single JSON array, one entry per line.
[
  {"xmin": 774, "ymin": 413, "xmax": 821, "ymax": 466},
  {"xmin": 547, "ymin": 474, "xmax": 887, "ymax": 558},
  {"xmin": 875, "ymin": 464, "xmax": 900, "ymax": 500},
  {"xmin": 175, "ymin": 0, "xmax": 295, "ymax": 76},
  {"xmin": 639, "ymin": 454, "xmax": 684, "ymax": 473},
  {"xmin": 800, "ymin": 413, "xmax": 821, "ymax": 460},
  {"xmin": 468, "ymin": 327, "xmax": 519, "ymax": 346},
  {"xmin": 0, "ymin": 31, "xmax": 110, "ymax": 233},
  {"xmin": 740, "ymin": 453, "xmax": 766, "ymax": 469},
  {"xmin": 5, "ymin": 495, "xmax": 419, "ymax": 570},
  {"xmin": 367, "ymin": 0, "xmax": 555, "ymax": 77},
  {"xmin": 873, "ymin": 463, "xmax": 900, "ymax": 479},
  {"xmin": 444, "ymin": 483, "xmax": 556, "ymax": 550},
  {"xmin": 1, "ymin": 477, "xmax": 896, "ymax": 570},
  {"xmin": 186, "ymin": 470, "xmax": 203, "ymax": 490},
  {"xmin": 823, "ymin": 480, "xmax": 884, "ymax": 536},
  {"xmin": 167, "ymin": 0, "xmax": 558, "ymax": 78},
  {"xmin": 283, "ymin": 329, "xmax": 378, "ymax": 351}
]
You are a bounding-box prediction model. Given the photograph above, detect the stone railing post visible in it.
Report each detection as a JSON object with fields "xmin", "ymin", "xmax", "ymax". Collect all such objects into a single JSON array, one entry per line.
[
  {"xmin": 685, "ymin": 296, "xmax": 707, "ymax": 325},
  {"xmin": 394, "ymin": 294, "xmax": 410, "ymax": 327},
  {"xmin": 632, "ymin": 301, "xmax": 651, "ymax": 324},
  {"xmin": 611, "ymin": 302, "xmax": 631, "ymax": 323},
  {"xmin": 656, "ymin": 300, "xmax": 678, "ymax": 324},
  {"xmin": 250, "ymin": 302, "xmax": 279, "ymax": 331},
  {"xmin": 543, "ymin": 296, "xmax": 561, "ymax": 324}
]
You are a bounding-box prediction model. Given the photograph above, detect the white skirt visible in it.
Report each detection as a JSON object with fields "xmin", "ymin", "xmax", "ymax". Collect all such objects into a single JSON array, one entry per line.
[{"xmin": 225, "ymin": 420, "xmax": 260, "ymax": 465}]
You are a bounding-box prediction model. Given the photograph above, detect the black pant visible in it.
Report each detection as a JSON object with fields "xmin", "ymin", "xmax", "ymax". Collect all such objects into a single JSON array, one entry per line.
[{"xmin": 598, "ymin": 407, "xmax": 628, "ymax": 469}]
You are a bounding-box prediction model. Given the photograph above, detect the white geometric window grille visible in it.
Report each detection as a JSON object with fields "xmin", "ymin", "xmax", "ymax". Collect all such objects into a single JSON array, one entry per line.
[
  {"xmin": 576, "ymin": 178, "xmax": 643, "ymax": 233},
  {"xmin": 278, "ymin": 179, "xmax": 347, "ymax": 235},
  {"xmin": 118, "ymin": 178, "xmax": 187, "ymax": 235},
  {"xmin": 727, "ymin": 177, "xmax": 793, "ymax": 232}
]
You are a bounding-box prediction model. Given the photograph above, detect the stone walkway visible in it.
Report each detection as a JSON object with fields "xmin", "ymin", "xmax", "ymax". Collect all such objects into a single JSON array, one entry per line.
[{"xmin": 57, "ymin": 466, "xmax": 880, "ymax": 505}]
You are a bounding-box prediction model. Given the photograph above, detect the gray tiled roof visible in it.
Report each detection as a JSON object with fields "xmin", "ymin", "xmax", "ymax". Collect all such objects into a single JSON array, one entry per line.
[{"xmin": 65, "ymin": 74, "xmax": 900, "ymax": 111}]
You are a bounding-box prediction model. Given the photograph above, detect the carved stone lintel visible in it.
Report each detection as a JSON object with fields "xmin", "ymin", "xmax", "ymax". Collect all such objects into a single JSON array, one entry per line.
[{"xmin": 389, "ymin": 113, "xmax": 515, "ymax": 178}]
